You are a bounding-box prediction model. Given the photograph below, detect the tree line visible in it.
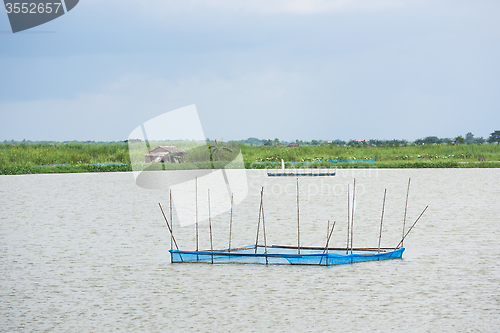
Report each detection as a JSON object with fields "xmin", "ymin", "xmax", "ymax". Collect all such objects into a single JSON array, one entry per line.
[{"xmin": 238, "ymin": 130, "xmax": 500, "ymax": 147}]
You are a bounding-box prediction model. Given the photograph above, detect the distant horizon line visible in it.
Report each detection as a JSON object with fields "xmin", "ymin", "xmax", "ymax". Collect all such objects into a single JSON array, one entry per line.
[{"xmin": 1, "ymin": 132, "xmax": 495, "ymax": 144}]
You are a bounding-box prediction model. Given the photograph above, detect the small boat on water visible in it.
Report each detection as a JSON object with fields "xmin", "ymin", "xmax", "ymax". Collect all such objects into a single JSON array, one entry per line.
[
  {"xmin": 267, "ymin": 171, "xmax": 336, "ymax": 177},
  {"xmin": 160, "ymin": 178, "xmax": 427, "ymax": 267}
]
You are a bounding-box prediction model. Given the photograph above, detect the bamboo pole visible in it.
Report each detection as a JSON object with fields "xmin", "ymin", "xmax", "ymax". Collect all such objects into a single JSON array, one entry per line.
[
  {"xmin": 378, "ymin": 189, "xmax": 387, "ymax": 253},
  {"xmin": 255, "ymin": 187, "xmax": 263, "ymax": 253},
  {"xmin": 195, "ymin": 177, "xmax": 199, "ymax": 251},
  {"xmin": 169, "ymin": 189, "xmax": 173, "ymax": 250},
  {"xmin": 261, "ymin": 188, "xmax": 268, "ymax": 264},
  {"xmin": 396, "ymin": 205, "xmax": 428, "ymax": 248},
  {"xmin": 327, "ymin": 220, "xmax": 330, "ymax": 246},
  {"xmin": 323, "ymin": 220, "xmax": 336, "ymax": 253},
  {"xmin": 319, "ymin": 220, "xmax": 336, "ymax": 266},
  {"xmin": 208, "ymin": 189, "xmax": 213, "ymax": 264},
  {"xmin": 229, "ymin": 193, "xmax": 233, "ymax": 252},
  {"xmin": 158, "ymin": 203, "xmax": 181, "ymax": 253},
  {"xmin": 297, "ymin": 178, "xmax": 300, "ymax": 254},
  {"xmin": 402, "ymin": 178, "xmax": 411, "ymax": 247},
  {"xmin": 346, "ymin": 184, "xmax": 350, "ymax": 254},
  {"xmin": 350, "ymin": 179, "xmax": 356, "ymax": 254}
]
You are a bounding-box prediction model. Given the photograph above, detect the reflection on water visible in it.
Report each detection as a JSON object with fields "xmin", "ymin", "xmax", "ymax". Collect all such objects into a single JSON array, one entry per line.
[{"xmin": 1, "ymin": 169, "xmax": 500, "ymax": 331}]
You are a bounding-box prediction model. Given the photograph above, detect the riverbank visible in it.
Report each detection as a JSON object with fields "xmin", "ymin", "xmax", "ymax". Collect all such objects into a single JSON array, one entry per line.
[
  {"xmin": 2, "ymin": 160, "xmax": 500, "ymax": 175},
  {"xmin": 1, "ymin": 142, "xmax": 499, "ymax": 175},
  {"xmin": 0, "ymin": 164, "xmax": 132, "ymax": 175}
]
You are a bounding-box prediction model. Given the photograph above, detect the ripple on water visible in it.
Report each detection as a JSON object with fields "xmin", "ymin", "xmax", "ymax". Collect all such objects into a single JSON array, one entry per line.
[{"xmin": 1, "ymin": 170, "xmax": 500, "ymax": 331}]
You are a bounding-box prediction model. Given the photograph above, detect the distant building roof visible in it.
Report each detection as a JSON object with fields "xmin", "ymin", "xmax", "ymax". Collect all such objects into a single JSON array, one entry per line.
[
  {"xmin": 144, "ymin": 146, "xmax": 186, "ymax": 163},
  {"xmin": 146, "ymin": 146, "xmax": 186, "ymax": 156}
]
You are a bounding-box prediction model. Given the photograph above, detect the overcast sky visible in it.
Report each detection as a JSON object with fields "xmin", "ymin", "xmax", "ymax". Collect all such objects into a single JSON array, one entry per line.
[{"xmin": 1, "ymin": 0, "xmax": 499, "ymax": 142}]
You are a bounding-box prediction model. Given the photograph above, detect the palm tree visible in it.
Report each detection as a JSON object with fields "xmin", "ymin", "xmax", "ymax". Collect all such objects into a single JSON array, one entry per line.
[{"xmin": 209, "ymin": 139, "xmax": 233, "ymax": 169}]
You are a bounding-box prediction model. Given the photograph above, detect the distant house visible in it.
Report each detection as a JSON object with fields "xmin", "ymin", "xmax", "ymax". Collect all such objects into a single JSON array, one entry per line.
[
  {"xmin": 145, "ymin": 146, "xmax": 186, "ymax": 163},
  {"xmin": 287, "ymin": 143, "xmax": 299, "ymax": 147}
]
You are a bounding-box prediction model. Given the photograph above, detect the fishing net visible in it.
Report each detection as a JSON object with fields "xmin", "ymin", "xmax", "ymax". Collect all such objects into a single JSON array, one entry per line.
[{"xmin": 170, "ymin": 245, "xmax": 404, "ymax": 266}]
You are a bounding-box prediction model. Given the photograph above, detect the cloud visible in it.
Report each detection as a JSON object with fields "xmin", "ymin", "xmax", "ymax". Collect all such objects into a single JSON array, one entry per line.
[
  {"xmin": 2, "ymin": 63, "xmax": 497, "ymax": 142},
  {"xmin": 84, "ymin": 0, "xmax": 411, "ymax": 16},
  {"xmin": 0, "ymin": 70, "xmax": 313, "ymax": 141},
  {"xmin": 202, "ymin": 0, "xmax": 409, "ymax": 14},
  {"xmin": 2, "ymin": 0, "xmax": 498, "ymax": 142}
]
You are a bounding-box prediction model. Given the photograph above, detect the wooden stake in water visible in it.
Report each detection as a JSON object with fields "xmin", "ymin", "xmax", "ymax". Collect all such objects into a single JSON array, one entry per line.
[
  {"xmin": 378, "ymin": 189, "xmax": 387, "ymax": 253},
  {"xmin": 229, "ymin": 193, "xmax": 233, "ymax": 253},
  {"xmin": 396, "ymin": 205, "xmax": 428, "ymax": 248},
  {"xmin": 327, "ymin": 220, "xmax": 330, "ymax": 246},
  {"xmin": 346, "ymin": 184, "xmax": 350, "ymax": 254},
  {"xmin": 320, "ymin": 220, "xmax": 336, "ymax": 265},
  {"xmin": 195, "ymin": 177, "xmax": 199, "ymax": 252},
  {"xmin": 255, "ymin": 187, "xmax": 263, "ymax": 253},
  {"xmin": 261, "ymin": 188, "xmax": 268, "ymax": 264},
  {"xmin": 350, "ymin": 179, "xmax": 356, "ymax": 254},
  {"xmin": 169, "ymin": 189, "xmax": 173, "ymax": 250},
  {"xmin": 158, "ymin": 203, "xmax": 181, "ymax": 255},
  {"xmin": 323, "ymin": 220, "xmax": 336, "ymax": 253},
  {"xmin": 208, "ymin": 189, "xmax": 213, "ymax": 264},
  {"xmin": 297, "ymin": 178, "xmax": 300, "ymax": 254},
  {"xmin": 402, "ymin": 178, "xmax": 411, "ymax": 247}
]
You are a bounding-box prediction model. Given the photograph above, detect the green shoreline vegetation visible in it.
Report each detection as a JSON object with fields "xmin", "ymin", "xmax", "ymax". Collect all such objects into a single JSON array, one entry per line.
[{"xmin": 1, "ymin": 131, "xmax": 500, "ymax": 175}]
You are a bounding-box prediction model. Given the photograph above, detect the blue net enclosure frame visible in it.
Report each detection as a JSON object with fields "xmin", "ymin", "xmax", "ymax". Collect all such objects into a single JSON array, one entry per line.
[
  {"xmin": 170, "ymin": 245, "xmax": 405, "ymax": 266},
  {"xmin": 160, "ymin": 178, "xmax": 427, "ymax": 267}
]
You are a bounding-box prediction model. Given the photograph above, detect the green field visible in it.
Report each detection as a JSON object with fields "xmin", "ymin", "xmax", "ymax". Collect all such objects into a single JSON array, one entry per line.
[
  {"xmin": 0, "ymin": 142, "xmax": 130, "ymax": 175},
  {"xmin": 240, "ymin": 143, "xmax": 500, "ymax": 168},
  {"xmin": 1, "ymin": 141, "xmax": 499, "ymax": 175}
]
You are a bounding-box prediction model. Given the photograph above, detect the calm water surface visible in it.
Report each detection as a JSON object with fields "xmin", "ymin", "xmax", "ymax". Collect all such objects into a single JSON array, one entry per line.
[{"xmin": 1, "ymin": 169, "xmax": 499, "ymax": 332}]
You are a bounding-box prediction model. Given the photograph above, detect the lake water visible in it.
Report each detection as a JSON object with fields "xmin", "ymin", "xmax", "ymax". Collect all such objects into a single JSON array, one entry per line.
[{"xmin": 1, "ymin": 169, "xmax": 499, "ymax": 332}]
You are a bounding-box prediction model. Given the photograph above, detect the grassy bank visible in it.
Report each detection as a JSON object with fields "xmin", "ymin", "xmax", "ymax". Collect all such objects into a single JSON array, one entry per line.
[
  {"xmin": 0, "ymin": 164, "xmax": 133, "ymax": 175},
  {"xmin": 0, "ymin": 142, "xmax": 129, "ymax": 167},
  {"xmin": 240, "ymin": 143, "xmax": 500, "ymax": 163},
  {"xmin": 0, "ymin": 142, "xmax": 131, "ymax": 175},
  {"xmin": 245, "ymin": 160, "xmax": 498, "ymax": 169},
  {"xmin": 1, "ymin": 142, "xmax": 499, "ymax": 175}
]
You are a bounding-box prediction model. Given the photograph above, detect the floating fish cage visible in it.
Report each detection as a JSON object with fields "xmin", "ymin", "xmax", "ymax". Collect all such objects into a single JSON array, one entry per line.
[
  {"xmin": 160, "ymin": 178, "xmax": 427, "ymax": 267},
  {"xmin": 170, "ymin": 245, "xmax": 404, "ymax": 266}
]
